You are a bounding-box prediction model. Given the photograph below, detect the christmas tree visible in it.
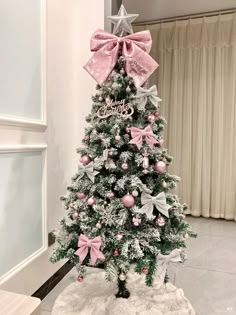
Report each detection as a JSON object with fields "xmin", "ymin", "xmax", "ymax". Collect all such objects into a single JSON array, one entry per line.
[{"xmin": 50, "ymin": 5, "xmax": 196, "ymax": 298}]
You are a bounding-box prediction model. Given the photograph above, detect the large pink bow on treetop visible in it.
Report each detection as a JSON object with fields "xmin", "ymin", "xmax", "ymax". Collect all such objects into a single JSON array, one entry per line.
[
  {"xmin": 84, "ymin": 29, "xmax": 158, "ymax": 87},
  {"xmin": 129, "ymin": 125, "xmax": 158, "ymax": 150},
  {"xmin": 74, "ymin": 234, "xmax": 105, "ymax": 265}
]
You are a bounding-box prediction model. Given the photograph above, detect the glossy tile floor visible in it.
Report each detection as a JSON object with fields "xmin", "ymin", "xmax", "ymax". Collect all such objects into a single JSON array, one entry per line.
[{"xmin": 40, "ymin": 216, "xmax": 236, "ymax": 315}]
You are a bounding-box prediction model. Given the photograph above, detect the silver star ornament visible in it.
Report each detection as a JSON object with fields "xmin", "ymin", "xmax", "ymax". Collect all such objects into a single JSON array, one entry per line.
[{"xmin": 108, "ymin": 4, "xmax": 139, "ymax": 36}]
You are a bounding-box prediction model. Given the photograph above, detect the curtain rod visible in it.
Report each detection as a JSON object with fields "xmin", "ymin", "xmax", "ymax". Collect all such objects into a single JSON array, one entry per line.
[{"xmin": 134, "ymin": 8, "xmax": 236, "ymax": 26}]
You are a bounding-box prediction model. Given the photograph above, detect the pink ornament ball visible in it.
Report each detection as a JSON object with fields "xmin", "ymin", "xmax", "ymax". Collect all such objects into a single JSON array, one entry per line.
[
  {"xmin": 77, "ymin": 275, "xmax": 83, "ymax": 282},
  {"xmin": 77, "ymin": 192, "xmax": 86, "ymax": 200},
  {"xmin": 116, "ymin": 232, "xmax": 124, "ymax": 241},
  {"xmin": 132, "ymin": 217, "xmax": 141, "ymax": 226},
  {"xmin": 80, "ymin": 155, "xmax": 91, "ymax": 166},
  {"xmin": 147, "ymin": 114, "xmax": 156, "ymax": 124},
  {"xmin": 87, "ymin": 196, "xmax": 96, "ymax": 206},
  {"xmin": 156, "ymin": 215, "xmax": 166, "ymax": 227},
  {"xmin": 154, "ymin": 161, "xmax": 166, "ymax": 173},
  {"xmin": 84, "ymin": 135, "xmax": 90, "ymax": 141},
  {"xmin": 106, "ymin": 192, "xmax": 115, "ymax": 199},
  {"xmin": 114, "ymin": 248, "xmax": 119, "ymax": 256},
  {"xmin": 121, "ymin": 163, "xmax": 128, "ymax": 170},
  {"xmin": 73, "ymin": 212, "xmax": 79, "ymax": 220},
  {"xmin": 142, "ymin": 267, "xmax": 149, "ymax": 275},
  {"xmin": 121, "ymin": 194, "xmax": 135, "ymax": 208},
  {"xmin": 115, "ymin": 135, "xmax": 121, "ymax": 141},
  {"xmin": 154, "ymin": 111, "xmax": 159, "ymax": 117},
  {"xmin": 69, "ymin": 202, "xmax": 74, "ymax": 208}
]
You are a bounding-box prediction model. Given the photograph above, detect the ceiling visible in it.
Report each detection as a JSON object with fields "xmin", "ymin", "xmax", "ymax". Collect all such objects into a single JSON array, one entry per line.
[{"xmin": 122, "ymin": 0, "xmax": 236, "ymax": 22}]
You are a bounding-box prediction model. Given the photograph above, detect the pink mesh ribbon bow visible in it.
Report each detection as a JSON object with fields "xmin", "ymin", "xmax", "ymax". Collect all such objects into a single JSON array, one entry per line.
[
  {"xmin": 84, "ymin": 29, "xmax": 158, "ymax": 87},
  {"xmin": 75, "ymin": 234, "xmax": 105, "ymax": 265},
  {"xmin": 129, "ymin": 125, "xmax": 158, "ymax": 150}
]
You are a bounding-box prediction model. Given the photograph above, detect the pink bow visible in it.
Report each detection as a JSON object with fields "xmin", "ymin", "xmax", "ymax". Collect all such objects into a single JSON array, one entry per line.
[
  {"xmin": 74, "ymin": 234, "xmax": 105, "ymax": 265},
  {"xmin": 129, "ymin": 125, "xmax": 158, "ymax": 150},
  {"xmin": 84, "ymin": 29, "xmax": 158, "ymax": 87}
]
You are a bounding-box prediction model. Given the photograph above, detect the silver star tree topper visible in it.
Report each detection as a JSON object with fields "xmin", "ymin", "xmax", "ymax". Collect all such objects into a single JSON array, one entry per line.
[{"xmin": 108, "ymin": 4, "xmax": 139, "ymax": 37}]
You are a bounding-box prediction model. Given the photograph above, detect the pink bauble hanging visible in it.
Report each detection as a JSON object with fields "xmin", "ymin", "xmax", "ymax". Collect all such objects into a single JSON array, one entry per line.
[
  {"xmin": 156, "ymin": 215, "xmax": 166, "ymax": 227},
  {"xmin": 121, "ymin": 163, "xmax": 129, "ymax": 170},
  {"xmin": 142, "ymin": 267, "xmax": 149, "ymax": 275},
  {"xmin": 77, "ymin": 192, "xmax": 86, "ymax": 200},
  {"xmin": 114, "ymin": 248, "xmax": 119, "ymax": 256},
  {"xmin": 106, "ymin": 192, "xmax": 115, "ymax": 200},
  {"xmin": 132, "ymin": 217, "xmax": 141, "ymax": 226},
  {"xmin": 147, "ymin": 114, "xmax": 156, "ymax": 124},
  {"xmin": 84, "ymin": 135, "xmax": 90, "ymax": 141},
  {"xmin": 116, "ymin": 232, "xmax": 124, "ymax": 241},
  {"xmin": 154, "ymin": 161, "xmax": 166, "ymax": 173},
  {"xmin": 87, "ymin": 196, "xmax": 96, "ymax": 206},
  {"xmin": 121, "ymin": 194, "xmax": 135, "ymax": 208},
  {"xmin": 69, "ymin": 202, "xmax": 74, "ymax": 208},
  {"xmin": 80, "ymin": 155, "xmax": 91, "ymax": 165},
  {"xmin": 77, "ymin": 275, "xmax": 83, "ymax": 282},
  {"xmin": 154, "ymin": 111, "xmax": 159, "ymax": 117},
  {"xmin": 115, "ymin": 135, "xmax": 121, "ymax": 141},
  {"xmin": 73, "ymin": 212, "xmax": 79, "ymax": 220}
]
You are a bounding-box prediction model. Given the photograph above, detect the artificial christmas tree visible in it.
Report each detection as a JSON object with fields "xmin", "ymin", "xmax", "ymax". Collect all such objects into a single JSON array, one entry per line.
[{"xmin": 50, "ymin": 5, "xmax": 196, "ymax": 299}]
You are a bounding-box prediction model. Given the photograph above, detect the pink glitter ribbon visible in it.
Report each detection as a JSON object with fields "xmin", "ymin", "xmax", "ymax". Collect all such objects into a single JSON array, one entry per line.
[
  {"xmin": 75, "ymin": 234, "xmax": 105, "ymax": 265},
  {"xmin": 129, "ymin": 125, "xmax": 158, "ymax": 150},
  {"xmin": 84, "ymin": 29, "xmax": 158, "ymax": 87}
]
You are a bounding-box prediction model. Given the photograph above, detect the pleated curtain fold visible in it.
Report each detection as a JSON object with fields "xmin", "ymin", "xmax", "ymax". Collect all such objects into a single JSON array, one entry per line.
[{"xmin": 135, "ymin": 13, "xmax": 236, "ymax": 220}]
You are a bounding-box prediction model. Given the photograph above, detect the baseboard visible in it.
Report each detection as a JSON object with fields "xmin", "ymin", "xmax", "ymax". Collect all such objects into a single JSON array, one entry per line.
[{"xmin": 32, "ymin": 261, "xmax": 73, "ymax": 300}]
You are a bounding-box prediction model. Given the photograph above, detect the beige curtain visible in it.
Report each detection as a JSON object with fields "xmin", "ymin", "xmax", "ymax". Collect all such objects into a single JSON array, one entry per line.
[{"xmin": 135, "ymin": 13, "xmax": 236, "ymax": 220}]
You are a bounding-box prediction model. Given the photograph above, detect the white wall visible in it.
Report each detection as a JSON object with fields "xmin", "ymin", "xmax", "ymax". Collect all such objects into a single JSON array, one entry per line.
[
  {"xmin": 47, "ymin": 0, "xmax": 104, "ymax": 232},
  {"xmin": 123, "ymin": 0, "xmax": 236, "ymax": 22}
]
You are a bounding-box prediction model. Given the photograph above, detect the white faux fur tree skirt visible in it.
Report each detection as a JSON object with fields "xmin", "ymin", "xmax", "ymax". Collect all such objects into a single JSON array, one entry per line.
[{"xmin": 52, "ymin": 267, "xmax": 195, "ymax": 315}]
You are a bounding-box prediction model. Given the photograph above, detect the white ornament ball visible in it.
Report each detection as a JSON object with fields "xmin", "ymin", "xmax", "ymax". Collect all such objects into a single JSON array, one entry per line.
[
  {"xmin": 120, "ymin": 69, "xmax": 125, "ymax": 75},
  {"xmin": 162, "ymin": 181, "xmax": 167, "ymax": 188},
  {"xmin": 126, "ymin": 86, "xmax": 131, "ymax": 93},
  {"xmin": 158, "ymin": 138, "xmax": 165, "ymax": 146},
  {"xmin": 119, "ymin": 273, "xmax": 126, "ymax": 281},
  {"xmin": 99, "ymin": 96, "xmax": 103, "ymax": 101},
  {"xmin": 87, "ymin": 197, "xmax": 96, "ymax": 206},
  {"xmin": 121, "ymin": 163, "xmax": 128, "ymax": 170},
  {"xmin": 154, "ymin": 161, "xmax": 166, "ymax": 173},
  {"xmin": 96, "ymin": 222, "xmax": 102, "ymax": 229},
  {"xmin": 121, "ymin": 194, "xmax": 135, "ymax": 208},
  {"xmin": 132, "ymin": 190, "xmax": 139, "ymax": 197},
  {"xmin": 184, "ymin": 233, "xmax": 189, "ymax": 240}
]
